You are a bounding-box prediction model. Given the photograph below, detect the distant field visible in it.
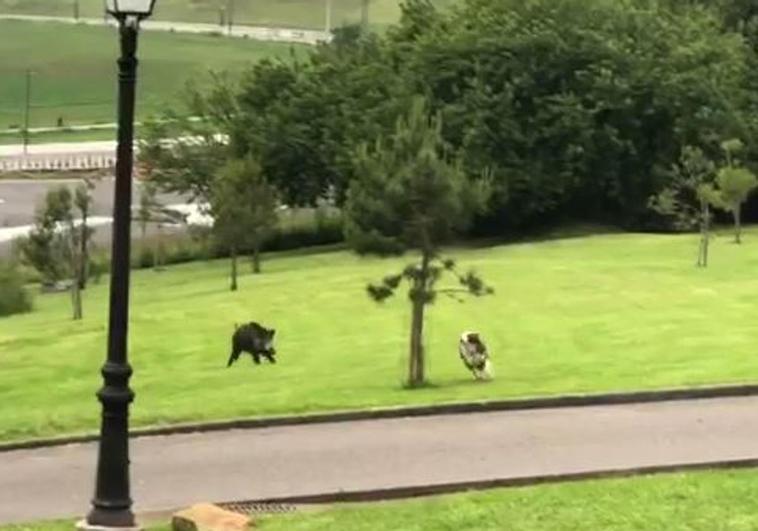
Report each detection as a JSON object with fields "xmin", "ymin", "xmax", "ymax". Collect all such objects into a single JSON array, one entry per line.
[
  {"xmin": 0, "ymin": 20, "xmax": 301, "ymax": 130},
  {"xmin": 3, "ymin": 230, "xmax": 758, "ymax": 442},
  {"xmin": 0, "ymin": 0, "xmax": 455, "ymax": 29},
  {"xmin": 0, "ymin": 127, "xmax": 117, "ymax": 146}
]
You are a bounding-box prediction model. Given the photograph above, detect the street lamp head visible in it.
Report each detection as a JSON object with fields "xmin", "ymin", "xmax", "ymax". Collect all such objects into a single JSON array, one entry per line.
[{"xmin": 106, "ymin": 0, "xmax": 156, "ymax": 18}]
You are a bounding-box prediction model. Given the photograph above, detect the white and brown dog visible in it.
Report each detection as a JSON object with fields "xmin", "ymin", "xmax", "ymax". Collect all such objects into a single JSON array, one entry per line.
[{"xmin": 459, "ymin": 331, "xmax": 493, "ymax": 380}]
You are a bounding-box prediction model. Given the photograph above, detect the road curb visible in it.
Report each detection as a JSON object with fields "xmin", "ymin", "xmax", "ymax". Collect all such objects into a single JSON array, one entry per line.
[
  {"xmin": 2, "ymin": 383, "xmax": 758, "ymax": 453},
  {"xmin": 223, "ymin": 458, "xmax": 758, "ymax": 508}
]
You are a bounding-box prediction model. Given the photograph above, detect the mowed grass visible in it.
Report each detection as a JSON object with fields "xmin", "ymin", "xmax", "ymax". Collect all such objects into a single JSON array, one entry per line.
[
  {"xmin": 0, "ymin": 0, "xmax": 456, "ymax": 30},
  {"xmin": 0, "ymin": 20, "xmax": 301, "ymax": 129},
  {"xmin": 257, "ymin": 470, "xmax": 758, "ymax": 531},
  {"xmin": 5, "ymin": 470, "xmax": 758, "ymax": 530},
  {"xmin": 2, "ymin": 230, "xmax": 758, "ymax": 442}
]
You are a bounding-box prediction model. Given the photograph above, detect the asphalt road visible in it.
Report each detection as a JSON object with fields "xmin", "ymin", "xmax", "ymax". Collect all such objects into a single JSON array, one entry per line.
[
  {"xmin": 0, "ymin": 177, "xmax": 130, "ymax": 227},
  {"xmin": 0, "ymin": 177, "xmax": 186, "ymax": 256},
  {"xmin": 1, "ymin": 396, "xmax": 757, "ymax": 524}
]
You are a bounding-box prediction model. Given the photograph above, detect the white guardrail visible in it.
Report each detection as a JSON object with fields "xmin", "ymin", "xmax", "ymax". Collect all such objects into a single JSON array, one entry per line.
[
  {"xmin": 0, "ymin": 154, "xmax": 117, "ymax": 172},
  {"xmin": 0, "ymin": 136, "xmax": 227, "ymax": 173}
]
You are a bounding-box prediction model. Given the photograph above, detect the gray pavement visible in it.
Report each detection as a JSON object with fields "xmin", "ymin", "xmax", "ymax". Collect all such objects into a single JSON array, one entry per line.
[
  {"xmin": 0, "ymin": 177, "xmax": 187, "ymax": 256},
  {"xmin": 1, "ymin": 396, "xmax": 757, "ymax": 524},
  {"xmin": 0, "ymin": 177, "xmax": 121, "ymax": 227}
]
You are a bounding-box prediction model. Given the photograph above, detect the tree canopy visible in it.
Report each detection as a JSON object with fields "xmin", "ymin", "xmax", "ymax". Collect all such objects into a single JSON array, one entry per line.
[
  {"xmin": 347, "ymin": 98, "xmax": 492, "ymax": 387},
  {"xmin": 196, "ymin": 0, "xmax": 750, "ymax": 234},
  {"xmin": 139, "ymin": 0, "xmax": 757, "ymax": 237}
]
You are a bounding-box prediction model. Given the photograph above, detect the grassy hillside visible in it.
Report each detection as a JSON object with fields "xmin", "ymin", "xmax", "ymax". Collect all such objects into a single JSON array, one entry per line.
[
  {"xmin": 0, "ymin": 0, "xmax": 456, "ymax": 30},
  {"xmin": 1, "ymin": 230, "xmax": 758, "ymax": 442},
  {"xmin": 0, "ymin": 20, "xmax": 301, "ymax": 130}
]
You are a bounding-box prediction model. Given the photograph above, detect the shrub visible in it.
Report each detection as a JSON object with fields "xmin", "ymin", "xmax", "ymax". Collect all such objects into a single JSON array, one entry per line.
[
  {"xmin": 0, "ymin": 262, "xmax": 33, "ymax": 317},
  {"xmin": 127, "ymin": 208, "xmax": 345, "ymax": 270},
  {"xmin": 88, "ymin": 253, "xmax": 109, "ymax": 284},
  {"xmin": 264, "ymin": 210, "xmax": 344, "ymax": 252}
]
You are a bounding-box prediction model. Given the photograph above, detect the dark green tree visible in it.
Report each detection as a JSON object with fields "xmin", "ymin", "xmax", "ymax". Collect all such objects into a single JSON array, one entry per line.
[
  {"xmin": 214, "ymin": 0, "xmax": 748, "ymax": 234},
  {"xmin": 136, "ymin": 0, "xmax": 751, "ymax": 236},
  {"xmin": 716, "ymin": 138, "xmax": 758, "ymax": 243},
  {"xmin": 0, "ymin": 260, "xmax": 33, "ymax": 317},
  {"xmin": 210, "ymin": 156, "xmax": 278, "ymax": 291},
  {"xmin": 138, "ymin": 112, "xmax": 229, "ymax": 206},
  {"xmin": 17, "ymin": 187, "xmax": 80, "ymax": 318},
  {"xmin": 16, "ymin": 186, "xmax": 73, "ymax": 286},
  {"xmin": 73, "ymin": 178, "xmax": 94, "ymax": 290},
  {"xmin": 345, "ymin": 98, "xmax": 492, "ymax": 388},
  {"xmin": 649, "ymin": 146, "xmax": 719, "ymax": 266},
  {"xmin": 16, "ymin": 184, "xmax": 96, "ymax": 319}
]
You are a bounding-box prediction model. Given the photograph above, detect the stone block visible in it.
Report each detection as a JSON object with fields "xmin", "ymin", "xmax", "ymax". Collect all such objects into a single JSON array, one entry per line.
[{"xmin": 172, "ymin": 503, "xmax": 252, "ymax": 531}]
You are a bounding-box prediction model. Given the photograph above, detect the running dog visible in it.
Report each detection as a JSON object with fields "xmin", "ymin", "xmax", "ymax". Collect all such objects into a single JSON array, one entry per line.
[{"xmin": 458, "ymin": 331, "xmax": 493, "ymax": 380}]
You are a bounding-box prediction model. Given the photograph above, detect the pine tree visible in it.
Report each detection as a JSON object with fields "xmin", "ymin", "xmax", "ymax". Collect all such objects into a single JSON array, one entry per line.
[{"xmin": 345, "ymin": 98, "xmax": 492, "ymax": 387}]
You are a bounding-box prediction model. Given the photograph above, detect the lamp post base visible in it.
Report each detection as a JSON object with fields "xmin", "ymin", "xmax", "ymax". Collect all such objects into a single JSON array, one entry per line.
[{"xmin": 76, "ymin": 519, "xmax": 142, "ymax": 531}]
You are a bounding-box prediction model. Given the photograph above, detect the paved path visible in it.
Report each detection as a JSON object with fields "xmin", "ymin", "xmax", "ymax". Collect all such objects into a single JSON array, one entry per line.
[
  {"xmin": 0, "ymin": 14, "xmax": 330, "ymax": 44},
  {"xmin": 0, "ymin": 177, "xmax": 190, "ymax": 256},
  {"xmin": 1, "ymin": 396, "xmax": 757, "ymax": 524}
]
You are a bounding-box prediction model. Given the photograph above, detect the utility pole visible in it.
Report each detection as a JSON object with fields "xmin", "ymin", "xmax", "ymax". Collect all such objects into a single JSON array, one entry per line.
[
  {"xmin": 74, "ymin": 0, "xmax": 79, "ymax": 20},
  {"xmin": 325, "ymin": 0, "xmax": 332, "ymax": 34},
  {"xmin": 23, "ymin": 69, "xmax": 31, "ymax": 156}
]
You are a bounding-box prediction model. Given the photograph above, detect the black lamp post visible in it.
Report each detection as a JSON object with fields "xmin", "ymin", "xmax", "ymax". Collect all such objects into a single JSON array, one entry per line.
[{"xmin": 82, "ymin": 1, "xmax": 156, "ymax": 529}]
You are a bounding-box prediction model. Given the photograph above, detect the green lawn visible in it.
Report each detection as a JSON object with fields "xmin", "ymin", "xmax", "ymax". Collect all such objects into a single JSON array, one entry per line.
[
  {"xmin": 257, "ymin": 470, "xmax": 758, "ymax": 530},
  {"xmin": 2, "ymin": 230, "xmax": 758, "ymax": 442},
  {"xmin": 5, "ymin": 470, "xmax": 758, "ymax": 530},
  {"xmin": 0, "ymin": 0, "xmax": 456, "ymax": 30},
  {"xmin": 0, "ymin": 20, "xmax": 300, "ymax": 130}
]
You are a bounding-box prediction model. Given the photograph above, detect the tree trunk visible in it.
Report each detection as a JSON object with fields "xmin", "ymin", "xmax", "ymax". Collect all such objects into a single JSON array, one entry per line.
[
  {"xmin": 407, "ymin": 250, "xmax": 431, "ymax": 388},
  {"xmin": 408, "ymin": 296, "xmax": 425, "ymax": 387},
  {"xmin": 78, "ymin": 211, "xmax": 89, "ymax": 290},
  {"xmin": 703, "ymin": 203, "xmax": 710, "ymax": 267},
  {"xmin": 735, "ymin": 205, "xmax": 742, "ymax": 244},
  {"xmin": 697, "ymin": 238, "xmax": 704, "ymax": 267},
  {"xmin": 154, "ymin": 223, "xmax": 165, "ymax": 271},
  {"xmin": 697, "ymin": 201, "xmax": 710, "ymax": 268},
  {"xmin": 72, "ymin": 275, "xmax": 83, "ymax": 320},
  {"xmin": 69, "ymin": 222, "xmax": 83, "ymax": 320},
  {"xmin": 152, "ymin": 241, "xmax": 159, "ymax": 270},
  {"xmin": 230, "ymin": 245, "xmax": 238, "ymax": 291},
  {"xmin": 251, "ymin": 245, "xmax": 261, "ymax": 274}
]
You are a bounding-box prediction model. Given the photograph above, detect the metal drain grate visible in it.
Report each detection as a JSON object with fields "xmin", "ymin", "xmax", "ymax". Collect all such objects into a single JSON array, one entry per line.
[{"xmin": 218, "ymin": 501, "xmax": 299, "ymax": 515}]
